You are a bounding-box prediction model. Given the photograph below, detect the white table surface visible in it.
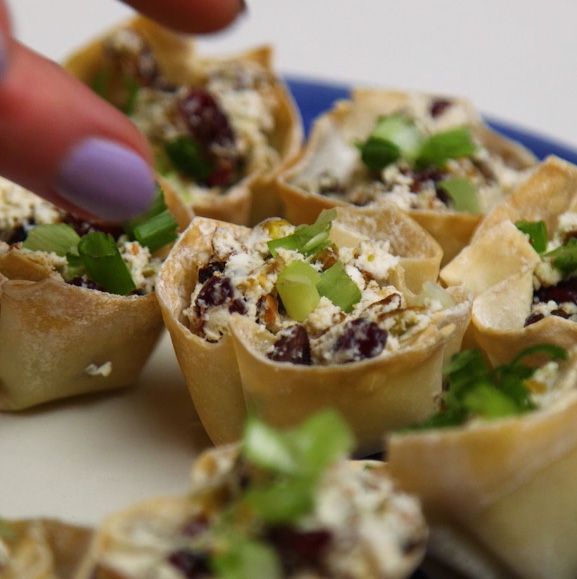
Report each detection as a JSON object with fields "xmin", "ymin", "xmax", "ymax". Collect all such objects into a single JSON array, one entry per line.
[{"xmin": 3, "ymin": 0, "xmax": 577, "ymax": 526}]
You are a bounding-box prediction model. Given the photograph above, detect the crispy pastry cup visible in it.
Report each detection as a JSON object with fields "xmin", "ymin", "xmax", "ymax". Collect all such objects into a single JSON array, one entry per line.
[
  {"xmin": 388, "ymin": 349, "xmax": 577, "ymax": 579},
  {"xmin": 156, "ymin": 207, "xmax": 448, "ymax": 447},
  {"xmin": 64, "ymin": 17, "xmax": 302, "ymax": 227},
  {"xmin": 0, "ymin": 518, "xmax": 92, "ymax": 579},
  {"xmin": 276, "ymin": 88, "xmax": 535, "ymax": 264},
  {"xmin": 443, "ymin": 156, "xmax": 577, "ymax": 297},
  {"xmin": 230, "ymin": 286, "xmax": 470, "ymax": 456},
  {"xmin": 76, "ymin": 446, "xmax": 426, "ymax": 579},
  {"xmin": 0, "ymin": 248, "xmax": 165, "ymax": 410}
]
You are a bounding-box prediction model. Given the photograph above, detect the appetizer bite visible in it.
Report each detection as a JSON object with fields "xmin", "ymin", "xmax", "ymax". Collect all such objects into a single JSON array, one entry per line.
[
  {"xmin": 157, "ymin": 206, "xmax": 470, "ymax": 451},
  {"xmin": 0, "ymin": 178, "xmax": 179, "ymax": 409},
  {"xmin": 65, "ymin": 17, "xmax": 302, "ymax": 225},
  {"xmin": 389, "ymin": 345, "xmax": 577, "ymax": 579},
  {"xmin": 277, "ymin": 89, "xmax": 535, "ymax": 263},
  {"xmin": 441, "ymin": 157, "xmax": 577, "ymax": 365},
  {"xmin": 0, "ymin": 518, "xmax": 92, "ymax": 578},
  {"xmin": 77, "ymin": 412, "xmax": 427, "ymax": 579}
]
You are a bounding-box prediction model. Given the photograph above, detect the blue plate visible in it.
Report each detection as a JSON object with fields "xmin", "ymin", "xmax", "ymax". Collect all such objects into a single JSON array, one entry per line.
[{"xmin": 286, "ymin": 77, "xmax": 577, "ymax": 164}]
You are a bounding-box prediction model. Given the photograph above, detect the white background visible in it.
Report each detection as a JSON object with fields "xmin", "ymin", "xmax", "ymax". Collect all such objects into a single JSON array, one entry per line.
[{"xmin": 2, "ymin": 0, "xmax": 577, "ymax": 525}]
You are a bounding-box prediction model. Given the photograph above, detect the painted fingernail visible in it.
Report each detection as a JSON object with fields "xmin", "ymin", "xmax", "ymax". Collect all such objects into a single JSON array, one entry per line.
[{"xmin": 56, "ymin": 138, "xmax": 156, "ymax": 222}]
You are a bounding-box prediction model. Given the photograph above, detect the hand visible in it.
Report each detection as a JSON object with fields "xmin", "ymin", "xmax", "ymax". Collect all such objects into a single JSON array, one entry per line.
[{"xmin": 0, "ymin": 0, "xmax": 245, "ymax": 221}]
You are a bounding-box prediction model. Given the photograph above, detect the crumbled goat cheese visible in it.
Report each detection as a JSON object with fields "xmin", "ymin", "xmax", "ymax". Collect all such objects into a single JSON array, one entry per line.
[
  {"xmin": 85, "ymin": 361, "xmax": 113, "ymax": 377},
  {"xmin": 354, "ymin": 240, "xmax": 399, "ymax": 280},
  {"xmin": 119, "ymin": 239, "xmax": 160, "ymax": 294},
  {"xmin": 534, "ymin": 260, "xmax": 563, "ymax": 289},
  {"xmin": 0, "ymin": 178, "xmax": 60, "ymax": 238},
  {"xmin": 306, "ymin": 297, "xmax": 343, "ymax": 334}
]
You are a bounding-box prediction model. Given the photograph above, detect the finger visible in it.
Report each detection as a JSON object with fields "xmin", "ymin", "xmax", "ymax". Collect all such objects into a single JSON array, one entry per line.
[
  {"xmin": 120, "ymin": 0, "xmax": 246, "ymax": 34},
  {"xmin": 0, "ymin": 41, "xmax": 156, "ymax": 222}
]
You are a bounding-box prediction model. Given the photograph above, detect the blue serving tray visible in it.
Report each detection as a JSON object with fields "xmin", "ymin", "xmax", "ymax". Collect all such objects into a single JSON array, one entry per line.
[{"xmin": 287, "ymin": 77, "xmax": 577, "ymax": 164}]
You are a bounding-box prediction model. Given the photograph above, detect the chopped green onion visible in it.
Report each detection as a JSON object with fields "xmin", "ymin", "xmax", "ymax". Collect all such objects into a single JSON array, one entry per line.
[
  {"xmin": 91, "ymin": 70, "xmax": 110, "ymax": 100},
  {"xmin": 212, "ymin": 536, "xmax": 282, "ymax": 579},
  {"xmin": 22, "ymin": 224, "xmax": 80, "ymax": 256},
  {"xmin": 416, "ymin": 127, "xmax": 477, "ymax": 169},
  {"xmin": 462, "ymin": 382, "xmax": 522, "ymax": 419},
  {"xmin": 358, "ymin": 136, "xmax": 401, "ymax": 172},
  {"xmin": 407, "ymin": 344, "xmax": 567, "ymax": 431},
  {"xmin": 358, "ymin": 115, "xmax": 424, "ymax": 172},
  {"xmin": 121, "ymin": 76, "xmax": 140, "ymax": 116},
  {"xmin": 317, "ymin": 262, "xmax": 361, "ymax": 313},
  {"xmin": 515, "ymin": 220, "xmax": 548, "ymax": 254},
  {"xmin": 165, "ymin": 136, "xmax": 212, "ymax": 182},
  {"xmin": 268, "ymin": 209, "xmax": 337, "ymax": 257},
  {"xmin": 131, "ymin": 210, "xmax": 178, "ymax": 253},
  {"xmin": 78, "ymin": 232, "xmax": 136, "ymax": 295},
  {"xmin": 276, "ymin": 261, "xmax": 320, "ymax": 322},
  {"xmin": 545, "ymin": 238, "xmax": 577, "ymax": 276},
  {"xmin": 438, "ymin": 178, "xmax": 481, "ymax": 213}
]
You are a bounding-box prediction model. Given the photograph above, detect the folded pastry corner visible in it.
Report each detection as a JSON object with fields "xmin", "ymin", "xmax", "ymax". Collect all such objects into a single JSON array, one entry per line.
[
  {"xmin": 442, "ymin": 157, "xmax": 577, "ymax": 366},
  {"xmin": 0, "ymin": 178, "xmax": 178, "ymax": 409},
  {"xmin": 65, "ymin": 16, "xmax": 303, "ymax": 227},
  {"xmin": 157, "ymin": 205, "xmax": 470, "ymax": 451},
  {"xmin": 388, "ymin": 345, "xmax": 577, "ymax": 579},
  {"xmin": 0, "ymin": 518, "xmax": 92, "ymax": 578},
  {"xmin": 76, "ymin": 412, "xmax": 428, "ymax": 579},
  {"xmin": 276, "ymin": 88, "xmax": 535, "ymax": 264}
]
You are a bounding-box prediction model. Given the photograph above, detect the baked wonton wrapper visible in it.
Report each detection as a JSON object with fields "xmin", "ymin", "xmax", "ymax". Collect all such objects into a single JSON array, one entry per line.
[
  {"xmin": 388, "ymin": 349, "xmax": 577, "ymax": 579},
  {"xmin": 76, "ymin": 444, "xmax": 427, "ymax": 579},
  {"xmin": 440, "ymin": 157, "xmax": 577, "ymax": 365},
  {"xmin": 276, "ymin": 89, "xmax": 535, "ymax": 264},
  {"xmin": 64, "ymin": 17, "xmax": 302, "ymax": 226},
  {"xmin": 157, "ymin": 207, "xmax": 460, "ymax": 450},
  {"xmin": 0, "ymin": 518, "xmax": 92, "ymax": 579},
  {"xmin": 0, "ymin": 248, "xmax": 164, "ymax": 410}
]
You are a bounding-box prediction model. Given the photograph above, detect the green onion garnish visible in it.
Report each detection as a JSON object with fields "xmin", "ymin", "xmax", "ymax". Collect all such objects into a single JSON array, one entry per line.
[
  {"xmin": 438, "ymin": 178, "xmax": 481, "ymax": 213},
  {"xmin": 410, "ymin": 344, "xmax": 567, "ymax": 430},
  {"xmin": 317, "ymin": 262, "xmax": 361, "ymax": 313},
  {"xmin": 78, "ymin": 232, "xmax": 136, "ymax": 295},
  {"xmin": 275, "ymin": 261, "xmax": 320, "ymax": 322},
  {"xmin": 212, "ymin": 536, "xmax": 282, "ymax": 579},
  {"xmin": 416, "ymin": 127, "xmax": 477, "ymax": 169},
  {"xmin": 242, "ymin": 411, "xmax": 354, "ymax": 523},
  {"xmin": 131, "ymin": 210, "xmax": 178, "ymax": 253},
  {"xmin": 358, "ymin": 115, "xmax": 424, "ymax": 172},
  {"xmin": 545, "ymin": 238, "xmax": 577, "ymax": 276},
  {"xmin": 515, "ymin": 220, "xmax": 548, "ymax": 254},
  {"xmin": 165, "ymin": 136, "xmax": 212, "ymax": 182},
  {"xmin": 268, "ymin": 209, "xmax": 337, "ymax": 257},
  {"xmin": 121, "ymin": 76, "xmax": 140, "ymax": 116},
  {"xmin": 124, "ymin": 186, "xmax": 178, "ymax": 252},
  {"xmin": 22, "ymin": 224, "xmax": 80, "ymax": 256}
]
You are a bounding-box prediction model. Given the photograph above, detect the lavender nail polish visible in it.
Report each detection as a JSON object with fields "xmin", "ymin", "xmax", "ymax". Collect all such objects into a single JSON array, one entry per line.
[{"xmin": 57, "ymin": 138, "xmax": 156, "ymax": 222}]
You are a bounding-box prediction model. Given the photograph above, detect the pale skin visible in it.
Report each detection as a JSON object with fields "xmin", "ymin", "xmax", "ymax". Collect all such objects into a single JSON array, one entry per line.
[{"xmin": 0, "ymin": 0, "xmax": 245, "ymax": 219}]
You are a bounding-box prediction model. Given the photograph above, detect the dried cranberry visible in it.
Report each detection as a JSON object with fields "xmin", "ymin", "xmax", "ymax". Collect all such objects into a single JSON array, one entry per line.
[
  {"xmin": 178, "ymin": 88, "xmax": 235, "ymax": 149},
  {"xmin": 524, "ymin": 312, "xmax": 545, "ymax": 327},
  {"xmin": 552, "ymin": 308, "xmax": 571, "ymax": 319},
  {"xmin": 6, "ymin": 224, "xmax": 29, "ymax": 244},
  {"xmin": 167, "ymin": 549, "xmax": 211, "ymax": 578},
  {"xmin": 68, "ymin": 277, "xmax": 106, "ymax": 292},
  {"xmin": 409, "ymin": 167, "xmax": 446, "ymax": 194},
  {"xmin": 197, "ymin": 261, "xmax": 226, "ymax": 283},
  {"xmin": 267, "ymin": 325, "xmax": 312, "ymax": 365},
  {"xmin": 429, "ymin": 98, "xmax": 453, "ymax": 118},
  {"xmin": 334, "ymin": 318, "xmax": 387, "ymax": 363},
  {"xmin": 535, "ymin": 278, "xmax": 577, "ymax": 306},
  {"xmin": 229, "ymin": 298, "xmax": 247, "ymax": 315},
  {"xmin": 266, "ymin": 526, "xmax": 332, "ymax": 574},
  {"xmin": 181, "ymin": 516, "xmax": 209, "ymax": 538},
  {"xmin": 195, "ymin": 276, "xmax": 235, "ymax": 313}
]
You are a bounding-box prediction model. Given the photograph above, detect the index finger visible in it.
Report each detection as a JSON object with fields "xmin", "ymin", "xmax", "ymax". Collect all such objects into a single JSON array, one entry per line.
[{"xmin": 120, "ymin": 0, "xmax": 246, "ymax": 34}]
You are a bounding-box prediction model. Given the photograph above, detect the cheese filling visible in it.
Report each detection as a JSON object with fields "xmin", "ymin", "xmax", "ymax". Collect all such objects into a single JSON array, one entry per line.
[
  {"xmin": 293, "ymin": 95, "xmax": 529, "ymax": 214},
  {"xmin": 101, "ymin": 28, "xmax": 280, "ymax": 200},
  {"xmin": 185, "ymin": 218, "xmax": 455, "ymax": 365}
]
